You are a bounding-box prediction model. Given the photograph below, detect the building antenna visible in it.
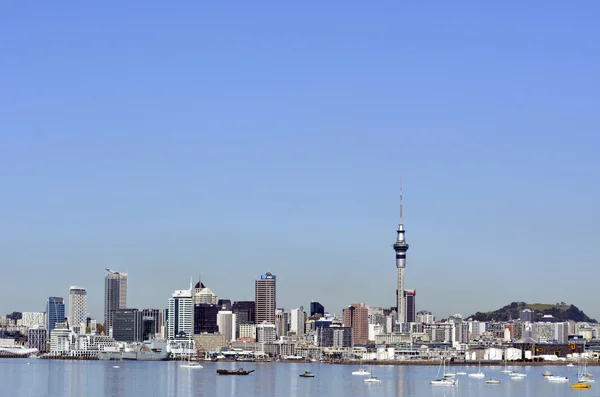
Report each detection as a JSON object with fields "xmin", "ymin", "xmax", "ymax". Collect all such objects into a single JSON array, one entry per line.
[{"xmin": 399, "ymin": 177, "xmax": 403, "ymax": 225}]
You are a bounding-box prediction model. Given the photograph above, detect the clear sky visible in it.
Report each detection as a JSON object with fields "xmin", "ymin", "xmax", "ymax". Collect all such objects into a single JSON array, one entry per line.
[{"xmin": 1, "ymin": 1, "xmax": 599, "ymax": 322}]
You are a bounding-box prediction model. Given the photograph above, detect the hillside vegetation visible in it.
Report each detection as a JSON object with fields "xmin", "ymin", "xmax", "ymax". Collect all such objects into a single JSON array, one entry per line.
[{"xmin": 468, "ymin": 302, "xmax": 596, "ymax": 323}]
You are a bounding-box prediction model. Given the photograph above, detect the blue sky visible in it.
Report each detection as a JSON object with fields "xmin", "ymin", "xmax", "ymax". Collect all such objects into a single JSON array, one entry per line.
[{"xmin": 1, "ymin": 1, "xmax": 599, "ymax": 322}]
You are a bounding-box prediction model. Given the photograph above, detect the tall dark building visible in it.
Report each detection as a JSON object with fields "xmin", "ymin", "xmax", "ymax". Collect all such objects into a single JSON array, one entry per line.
[
  {"xmin": 141, "ymin": 309, "xmax": 163, "ymax": 337},
  {"xmin": 104, "ymin": 268, "xmax": 128, "ymax": 332},
  {"xmin": 310, "ymin": 301, "xmax": 325, "ymax": 317},
  {"xmin": 218, "ymin": 299, "xmax": 232, "ymax": 311},
  {"xmin": 404, "ymin": 290, "xmax": 416, "ymax": 323},
  {"xmin": 142, "ymin": 317, "xmax": 156, "ymax": 341},
  {"xmin": 113, "ymin": 309, "xmax": 142, "ymax": 342},
  {"xmin": 194, "ymin": 304, "xmax": 219, "ymax": 334},
  {"xmin": 255, "ymin": 272, "xmax": 276, "ymax": 324},
  {"xmin": 232, "ymin": 301, "xmax": 255, "ymax": 324}
]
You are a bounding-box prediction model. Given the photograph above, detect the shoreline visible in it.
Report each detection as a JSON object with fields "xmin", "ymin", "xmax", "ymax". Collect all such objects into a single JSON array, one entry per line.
[{"xmin": 3, "ymin": 356, "xmax": 598, "ymax": 366}]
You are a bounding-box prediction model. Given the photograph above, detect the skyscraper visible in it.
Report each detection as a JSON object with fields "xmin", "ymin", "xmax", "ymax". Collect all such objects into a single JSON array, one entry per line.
[
  {"xmin": 404, "ymin": 289, "xmax": 416, "ymax": 323},
  {"xmin": 193, "ymin": 303, "xmax": 219, "ymax": 334},
  {"xmin": 104, "ymin": 268, "xmax": 128, "ymax": 333},
  {"xmin": 167, "ymin": 283, "xmax": 193, "ymax": 338},
  {"xmin": 217, "ymin": 310, "xmax": 236, "ymax": 343},
  {"xmin": 290, "ymin": 307, "xmax": 306, "ymax": 336},
  {"xmin": 141, "ymin": 308, "xmax": 163, "ymax": 338},
  {"xmin": 255, "ymin": 272, "xmax": 276, "ymax": 324},
  {"xmin": 112, "ymin": 309, "xmax": 143, "ymax": 342},
  {"xmin": 68, "ymin": 286, "xmax": 87, "ymax": 328},
  {"xmin": 46, "ymin": 297, "xmax": 65, "ymax": 337},
  {"xmin": 392, "ymin": 187, "xmax": 409, "ymax": 329},
  {"xmin": 343, "ymin": 303, "xmax": 369, "ymax": 345}
]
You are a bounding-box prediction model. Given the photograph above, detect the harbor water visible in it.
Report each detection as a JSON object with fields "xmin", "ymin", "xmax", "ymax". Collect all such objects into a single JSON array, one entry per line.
[{"xmin": 1, "ymin": 358, "xmax": 594, "ymax": 397}]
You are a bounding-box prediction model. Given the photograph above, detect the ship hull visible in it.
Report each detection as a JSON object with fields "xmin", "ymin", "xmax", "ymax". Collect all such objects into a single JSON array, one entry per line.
[{"xmin": 98, "ymin": 351, "xmax": 171, "ymax": 361}]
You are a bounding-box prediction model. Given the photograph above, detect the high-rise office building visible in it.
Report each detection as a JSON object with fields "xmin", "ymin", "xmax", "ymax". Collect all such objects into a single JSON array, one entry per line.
[
  {"xmin": 393, "ymin": 188, "xmax": 410, "ymax": 330},
  {"xmin": 218, "ymin": 299, "xmax": 232, "ymax": 311},
  {"xmin": 46, "ymin": 297, "xmax": 65, "ymax": 337},
  {"xmin": 255, "ymin": 272, "xmax": 276, "ymax": 324},
  {"xmin": 310, "ymin": 301, "xmax": 325, "ymax": 317},
  {"xmin": 193, "ymin": 304, "xmax": 219, "ymax": 334},
  {"xmin": 193, "ymin": 281, "xmax": 218, "ymax": 305},
  {"xmin": 290, "ymin": 307, "xmax": 306, "ymax": 336},
  {"xmin": 343, "ymin": 303, "xmax": 369, "ymax": 345},
  {"xmin": 113, "ymin": 309, "xmax": 143, "ymax": 342},
  {"xmin": 232, "ymin": 301, "xmax": 255, "ymax": 324},
  {"xmin": 167, "ymin": 284, "xmax": 193, "ymax": 339},
  {"xmin": 141, "ymin": 309, "xmax": 163, "ymax": 338},
  {"xmin": 404, "ymin": 289, "xmax": 416, "ymax": 323},
  {"xmin": 104, "ymin": 268, "xmax": 128, "ymax": 333},
  {"xmin": 217, "ymin": 310, "xmax": 236, "ymax": 343},
  {"xmin": 275, "ymin": 308, "xmax": 288, "ymax": 337},
  {"xmin": 68, "ymin": 286, "xmax": 87, "ymax": 328}
]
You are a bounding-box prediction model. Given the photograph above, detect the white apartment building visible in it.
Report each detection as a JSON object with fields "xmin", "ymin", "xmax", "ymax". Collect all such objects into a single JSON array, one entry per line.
[
  {"xmin": 256, "ymin": 322, "xmax": 277, "ymax": 344},
  {"xmin": 167, "ymin": 286, "xmax": 193, "ymax": 339},
  {"xmin": 239, "ymin": 324, "xmax": 257, "ymax": 340},
  {"xmin": 69, "ymin": 286, "xmax": 88, "ymax": 328},
  {"xmin": 290, "ymin": 308, "xmax": 306, "ymax": 336},
  {"xmin": 217, "ymin": 311, "xmax": 237, "ymax": 343},
  {"xmin": 22, "ymin": 312, "xmax": 46, "ymax": 328}
]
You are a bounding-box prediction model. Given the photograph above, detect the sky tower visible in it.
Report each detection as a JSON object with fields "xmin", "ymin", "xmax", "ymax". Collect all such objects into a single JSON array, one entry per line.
[{"xmin": 393, "ymin": 187, "xmax": 409, "ymax": 330}]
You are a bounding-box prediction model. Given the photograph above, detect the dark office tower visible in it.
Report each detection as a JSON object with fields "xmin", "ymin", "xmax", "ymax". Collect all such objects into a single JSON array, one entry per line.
[
  {"xmin": 255, "ymin": 272, "xmax": 276, "ymax": 324},
  {"xmin": 310, "ymin": 301, "xmax": 325, "ymax": 317},
  {"xmin": 232, "ymin": 301, "xmax": 255, "ymax": 324},
  {"xmin": 142, "ymin": 317, "xmax": 156, "ymax": 341},
  {"xmin": 46, "ymin": 297, "xmax": 65, "ymax": 337},
  {"xmin": 193, "ymin": 304, "xmax": 219, "ymax": 334},
  {"xmin": 104, "ymin": 268, "xmax": 128, "ymax": 332},
  {"xmin": 141, "ymin": 309, "xmax": 163, "ymax": 338},
  {"xmin": 112, "ymin": 309, "xmax": 142, "ymax": 342},
  {"xmin": 218, "ymin": 299, "xmax": 232, "ymax": 311},
  {"xmin": 404, "ymin": 290, "xmax": 416, "ymax": 323}
]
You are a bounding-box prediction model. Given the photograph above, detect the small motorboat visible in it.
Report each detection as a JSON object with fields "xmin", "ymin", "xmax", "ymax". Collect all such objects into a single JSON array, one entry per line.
[
  {"xmin": 485, "ymin": 379, "xmax": 501, "ymax": 384},
  {"xmin": 352, "ymin": 368, "xmax": 371, "ymax": 376},
  {"xmin": 542, "ymin": 371, "xmax": 553, "ymax": 377},
  {"xmin": 430, "ymin": 377, "xmax": 458, "ymax": 386},
  {"xmin": 180, "ymin": 362, "xmax": 203, "ymax": 369},
  {"xmin": 112, "ymin": 365, "xmax": 120, "ymax": 369},
  {"xmin": 299, "ymin": 371, "xmax": 315, "ymax": 378},
  {"xmin": 572, "ymin": 382, "xmax": 592, "ymax": 389},
  {"xmin": 567, "ymin": 363, "xmax": 575, "ymax": 367},
  {"xmin": 547, "ymin": 375, "xmax": 569, "ymax": 382},
  {"xmin": 364, "ymin": 376, "xmax": 382, "ymax": 383},
  {"xmin": 468, "ymin": 372, "xmax": 485, "ymax": 378},
  {"xmin": 456, "ymin": 372, "xmax": 467, "ymax": 376}
]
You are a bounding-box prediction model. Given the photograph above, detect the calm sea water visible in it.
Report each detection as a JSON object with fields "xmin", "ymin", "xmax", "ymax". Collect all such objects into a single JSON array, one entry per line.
[{"xmin": 0, "ymin": 358, "xmax": 594, "ymax": 397}]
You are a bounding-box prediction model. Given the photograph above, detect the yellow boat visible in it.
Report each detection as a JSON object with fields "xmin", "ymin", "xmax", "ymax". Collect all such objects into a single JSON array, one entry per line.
[{"xmin": 572, "ymin": 383, "xmax": 592, "ymax": 389}]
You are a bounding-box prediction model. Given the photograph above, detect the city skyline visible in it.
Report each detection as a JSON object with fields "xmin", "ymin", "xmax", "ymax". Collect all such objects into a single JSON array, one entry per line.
[{"xmin": 2, "ymin": 2, "xmax": 600, "ymax": 320}]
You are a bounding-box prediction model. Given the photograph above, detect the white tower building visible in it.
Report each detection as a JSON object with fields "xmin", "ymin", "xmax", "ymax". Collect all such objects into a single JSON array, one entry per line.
[
  {"xmin": 393, "ymin": 187, "xmax": 409, "ymax": 331},
  {"xmin": 69, "ymin": 286, "xmax": 87, "ymax": 329},
  {"xmin": 167, "ymin": 280, "xmax": 193, "ymax": 339},
  {"xmin": 217, "ymin": 310, "xmax": 237, "ymax": 343}
]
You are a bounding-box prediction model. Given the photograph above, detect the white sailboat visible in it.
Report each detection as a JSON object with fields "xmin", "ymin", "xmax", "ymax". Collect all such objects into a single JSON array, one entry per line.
[
  {"xmin": 352, "ymin": 356, "xmax": 370, "ymax": 376},
  {"xmin": 501, "ymin": 355, "xmax": 512, "ymax": 373},
  {"xmin": 180, "ymin": 335, "xmax": 203, "ymax": 369},
  {"xmin": 577, "ymin": 358, "xmax": 595, "ymax": 383},
  {"xmin": 430, "ymin": 357, "xmax": 458, "ymax": 386},
  {"xmin": 468, "ymin": 361, "xmax": 485, "ymax": 378},
  {"xmin": 364, "ymin": 364, "xmax": 382, "ymax": 384}
]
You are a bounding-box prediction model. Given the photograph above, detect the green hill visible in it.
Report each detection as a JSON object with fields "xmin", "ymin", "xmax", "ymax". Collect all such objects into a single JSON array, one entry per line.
[{"xmin": 468, "ymin": 302, "xmax": 596, "ymax": 323}]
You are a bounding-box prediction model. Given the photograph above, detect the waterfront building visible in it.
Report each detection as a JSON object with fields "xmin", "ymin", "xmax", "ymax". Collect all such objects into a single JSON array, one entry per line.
[
  {"xmin": 393, "ymin": 187, "xmax": 410, "ymax": 330},
  {"xmin": 255, "ymin": 272, "xmax": 276, "ymax": 324},
  {"xmin": 46, "ymin": 297, "xmax": 65, "ymax": 338},
  {"xmin": 316, "ymin": 325, "xmax": 353, "ymax": 348},
  {"xmin": 193, "ymin": 303, "xmax": 219, "ymax": 334},
  {"xmin": 217, "ymin": 310, "xmax": 236, "ymax": 343},
  {"xmin": 68, "ymin": 286, "xmax": 87, "ymax": 329},
  {"xmin": 239, "ymin": 324, "xmax": 257, "ymax": 340},
  {"xmin": 193, "ymin": 281, "xmax": 218, "ymax": 305},
  {"xmin": 167, "ymin": 283, "xmax": 193, "ymax": 339},
  {"xmin": 21, "ymin": 312, "xmax": 45, "ymax": 328},
  {"xmin": 104, "ymin": 268, "xmax": 128, "ymax": 334},
  {"xmin": 256, "ymin": 322, "xmax": 277, "ymax": 344},
  {"xmin": 343, "ymin": 303, "xmax": 369, "ymax": 345},
  {"xmin": 112, "ymin": 309, "xmax": 143, "ymax": 342},
  {"xmin": 310, "ymin": 301, "xmax": 324, "ymax": 317},
  {"xmin": 27, "ymin": 326, "xmax": 47, "ymax": 352}
]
